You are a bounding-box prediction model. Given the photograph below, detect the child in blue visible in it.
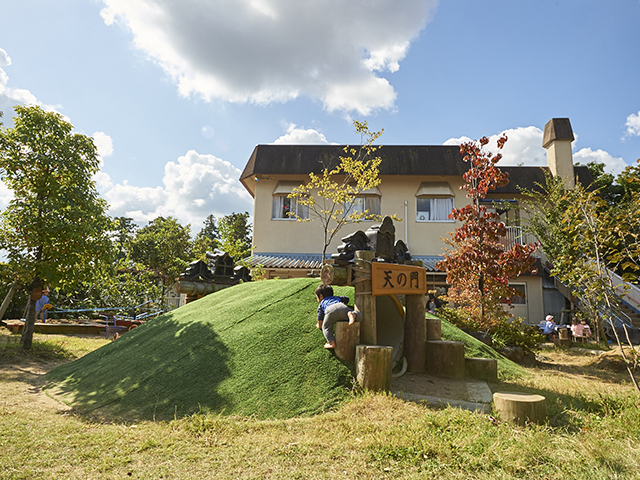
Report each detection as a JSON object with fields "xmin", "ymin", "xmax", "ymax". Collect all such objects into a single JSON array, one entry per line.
[{"xmin": 315, "ymin": 284, "xmax": 362, "ymax": 349}]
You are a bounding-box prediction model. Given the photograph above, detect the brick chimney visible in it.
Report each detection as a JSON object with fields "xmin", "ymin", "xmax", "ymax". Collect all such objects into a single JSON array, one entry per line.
[{"xmin": 543, "ymin": 118, "xmax": 575, "ymax": 187}]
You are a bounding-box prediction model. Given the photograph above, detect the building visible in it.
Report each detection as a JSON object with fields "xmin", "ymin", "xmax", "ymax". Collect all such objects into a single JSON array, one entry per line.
[{"xmin": 239, "ymin": 118, "xmax": 592, "ymax": 324}]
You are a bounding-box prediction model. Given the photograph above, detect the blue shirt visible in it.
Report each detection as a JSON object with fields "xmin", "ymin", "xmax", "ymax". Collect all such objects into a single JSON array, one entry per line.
[
  {"xmin": 36, "ymin": 294, "xmax": 49, "ymax": 313},
  {"xmin": 317, "ymin": 296, "xmax": 349, "ymax": 322}
]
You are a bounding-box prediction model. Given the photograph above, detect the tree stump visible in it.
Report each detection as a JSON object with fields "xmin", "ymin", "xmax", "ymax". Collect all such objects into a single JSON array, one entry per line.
[
  {"xmin": 493, "ymin": 392, "xmax": 546, "ymax": 426},
  {"xmin": 426, "ymin": 317, "xmax": 441, "ymax": 341},
  {"xmin": 335, "ymin": 321, "xmax": 360, "ymax": 362},
  {"xmin": 355, "ymin": 345, "xmax": 393, "ymax": 392},
  {"xmin": 425, "ymin": 340, "xmax": 465, "ymax": 378},
  {"xmin": 465, "ymin": 357, "xmax": 498, "ymax": 382}
]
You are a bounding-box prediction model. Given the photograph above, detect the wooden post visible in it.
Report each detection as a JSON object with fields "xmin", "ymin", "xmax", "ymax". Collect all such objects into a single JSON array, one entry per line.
[
  {"xmin": 405, "ymin": 294, "xmax": 426, "ymax": 372},
  {"xmin": 335, "ymin": 322, "xmax": 360, "ymax": 362},
  {"xmin": 493, "ymin": 392, "xmax": 546, "ymax": 426},
  {"xmin": 355, "ymin": 345, "xmax": 393, "ymax": 391},
  {"xmin": 354, "ymin": 251, "xmax": 376, "ymax": 345},
  {"xmin": 426, "ymin": 317, "xmax": 441, "ymax": 341}
]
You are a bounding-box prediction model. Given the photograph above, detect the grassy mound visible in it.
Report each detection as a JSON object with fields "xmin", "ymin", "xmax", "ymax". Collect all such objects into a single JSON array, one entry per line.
[
  {"xmin": 44, "ymin": 278, "xmax": 356, "ymax": 421},
  {"xmin": 433, "ymin": 313, "xmax": 528, "ymax": 380}
]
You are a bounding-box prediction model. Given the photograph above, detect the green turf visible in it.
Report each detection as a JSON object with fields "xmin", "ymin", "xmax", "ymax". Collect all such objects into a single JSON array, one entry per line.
[
  {"xmin": 44, "ymin": 278, "xmax": 356, "ymax": 421},
  {"xmin": 44, "ymin": 279, "xmax": 525, "ymax": 422}
]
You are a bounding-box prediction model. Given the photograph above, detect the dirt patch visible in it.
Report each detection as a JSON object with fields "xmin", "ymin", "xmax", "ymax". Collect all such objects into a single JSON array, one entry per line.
[
  {"xmin": 391, "ymin": 372, "xmax": 471, "ymax": 402},
  {"xmin": 0, "ymin": 359, "xmax": 72, "ymax": 414}
]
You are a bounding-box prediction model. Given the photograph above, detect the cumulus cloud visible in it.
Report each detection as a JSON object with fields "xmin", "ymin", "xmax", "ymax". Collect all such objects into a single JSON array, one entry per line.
[
  {"xmin": 272, "ymin": 123, "xmax": 336, "ymax": 144},
  {"xmin": 445, "ymin": 125, "xmax": 630, "ymax": 176},
  {"xmin": 99, "ymin": 0, "xmax": 438, "ymax": 114},
  {"xmin": 444, "ymin": 126, "xmax": 547, "ymax": 166},
  {"xmin": 573, "ymin": 147, "xmax": 628, "ymax": 176},
  {"xmin": 625, "ymin": 110, "xmax": 640, "ymax": 137},
  {"xmin": 100, "ymin": 150, "xmax": 253, "ymax": 230}
]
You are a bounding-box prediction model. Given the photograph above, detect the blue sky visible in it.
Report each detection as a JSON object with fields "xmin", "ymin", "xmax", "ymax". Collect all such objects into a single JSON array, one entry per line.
[{"xmin": 1, "ymin": 0, "xmax": 639, "ymax": 232}]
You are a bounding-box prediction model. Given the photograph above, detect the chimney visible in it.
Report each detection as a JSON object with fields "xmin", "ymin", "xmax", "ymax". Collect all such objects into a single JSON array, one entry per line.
[{"xmin": 543, "ymin": 118, "xmax": 575, "ymax": 187}]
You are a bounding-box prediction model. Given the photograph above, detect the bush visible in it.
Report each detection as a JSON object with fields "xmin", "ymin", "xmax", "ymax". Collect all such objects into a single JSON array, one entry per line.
[{"xmin": 436, "ymin": 306, "xmax": 543, "ymax": 351}]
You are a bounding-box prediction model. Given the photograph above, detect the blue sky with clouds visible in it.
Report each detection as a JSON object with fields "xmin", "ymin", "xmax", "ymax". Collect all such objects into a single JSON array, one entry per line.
[{"xmin": 1, "ymin": 0, "xmax": 639, "ymax": 232}]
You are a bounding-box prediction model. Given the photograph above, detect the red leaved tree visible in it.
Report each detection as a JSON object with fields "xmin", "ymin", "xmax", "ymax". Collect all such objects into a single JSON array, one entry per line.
[{"xmin": 436, "ymin": 135, "xmax": 538, "ymax": 330}]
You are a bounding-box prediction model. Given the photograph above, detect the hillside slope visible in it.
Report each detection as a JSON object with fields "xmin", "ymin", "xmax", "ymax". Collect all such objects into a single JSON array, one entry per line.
[{"xmin": 45, "ymin": 278, "xmax": 355, "ymax": 421}]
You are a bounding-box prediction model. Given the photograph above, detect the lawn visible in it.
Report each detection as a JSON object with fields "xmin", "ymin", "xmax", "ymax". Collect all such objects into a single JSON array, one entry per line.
[{"xmin": 1, "ymin": 278, "xmax": 639, "ymax": 479}]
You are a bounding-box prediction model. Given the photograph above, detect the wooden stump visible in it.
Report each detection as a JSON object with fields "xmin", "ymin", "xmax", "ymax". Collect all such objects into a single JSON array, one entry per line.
[
  {"xmin": 355, "ymin": 345, "xmax": 393, "ymax": 392},
  {"xmin": 335, "ymin": 321, "xmax": 360, "ymax": 362},
  {"xmin": 465, "ymin": 357, "xmax": 498, "ymax": 382},
  {"xmin": 426, "ymin": 340, "xmax": 465, "ymax": 378},
  {"xmin": 493, "ymin": 392, "xmax": 546, "ymax": 426},
  {"xmin": 426, "ymin": 317, "xmax": 441, "ymax": 341},
  {"xmin": 405, "ymin": 294, "xmax": 426, "ymax": 373}
]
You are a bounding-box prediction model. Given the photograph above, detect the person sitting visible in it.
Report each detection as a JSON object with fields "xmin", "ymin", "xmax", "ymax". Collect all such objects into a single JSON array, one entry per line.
[
  {"xmin": 35, "ymin": 286, "xmax": 52, "ymax": 323},
  {"xmin": 571, "ymin": 319, "xmax": 584, "ymax": 341},
  {"xmin": 542, "ymin": 315, "xmax": 557, "ymax": 340}
]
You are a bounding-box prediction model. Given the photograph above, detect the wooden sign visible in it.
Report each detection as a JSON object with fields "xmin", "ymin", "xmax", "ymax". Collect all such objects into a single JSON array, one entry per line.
[{"xmin": 371, "ymin": 262, "xmax": 427, "ymax": 296}]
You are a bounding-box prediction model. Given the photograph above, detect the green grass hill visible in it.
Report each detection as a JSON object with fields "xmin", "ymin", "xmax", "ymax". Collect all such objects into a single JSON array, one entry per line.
[
  {"xmin": 45, "ymin": 278, "xmax": 356, "ymax": 421},
  {"xmin": 45, "ymin": 278, "xmax": 524, "ymax": 421}
]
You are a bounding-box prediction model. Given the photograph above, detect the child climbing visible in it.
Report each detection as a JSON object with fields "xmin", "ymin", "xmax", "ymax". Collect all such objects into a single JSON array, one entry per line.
[{"xmin": 315, "ymin": 283, "xmax": 362, "ymax": 349}]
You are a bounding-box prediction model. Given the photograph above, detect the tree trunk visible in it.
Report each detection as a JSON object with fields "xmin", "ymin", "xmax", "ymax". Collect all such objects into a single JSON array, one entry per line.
[
  {"xmin": 21, "ymin": 297, "xmax": 38, "ymax": 349},
  {"xmin": 0, "ymin": 281, "xmax": 19, "ymax": 324}
]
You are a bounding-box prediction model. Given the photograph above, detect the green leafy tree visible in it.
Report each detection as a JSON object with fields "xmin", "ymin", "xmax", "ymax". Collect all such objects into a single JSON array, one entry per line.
[
  {"xmin": 217, "ymin": 212, "xmax": 252, "ymax": 261},
  {"xmin": 521, "ymin": 175, "xmax": 639, "ymax": 392},
  {"xmin": 192, "ymin": 214, "xmax": 220, "ymax": 261},
  {"xmin": 0, "ymin": 105, "xmax": 113, "ymax": 348},
  {"xmin": 288, "ymin": 120, "xmax": 386, "ymax": 262},
  {"xmin": 436, "ymin": 135, "xmax": 538, "ymax": 330},
  {"xmin": 129, "ymin": 216, "xmax": 192, "ymax": 298}
]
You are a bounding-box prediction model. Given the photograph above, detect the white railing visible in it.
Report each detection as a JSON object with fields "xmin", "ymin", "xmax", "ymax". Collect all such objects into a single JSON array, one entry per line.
[{"xmin": 499, "ymin": 226, "xmax": 538, "ymax": 250}]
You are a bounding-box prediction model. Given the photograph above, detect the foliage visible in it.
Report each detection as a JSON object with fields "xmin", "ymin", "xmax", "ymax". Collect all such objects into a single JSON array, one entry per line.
[
  {"xmin": 288, "ymin": 120, "xmax": 386, "ymax": 261},
  {"xmin": 192, "ymin": 214, "xmax": 221, "ymax": 261},
  {"xmin": 129, "ymin": 216, "xmax": 192, "ymax": 291},
  {"xmin": 217, "ymin": 211, "xmax": 252, "ymax": 262},
  {"xmin": 521, "ymin": 174, "xmax": 640, "ymax": 392},
  {"xmin": 111, "ymin": 216, "xmax": 137, "ymax": 262},
  {"xmin": 436, "ymin": 135, "xmax": 537, "ymax": 330},
  {"xmin": 0, "ymin": 105, "xmax": 113, "ymax": 347}
]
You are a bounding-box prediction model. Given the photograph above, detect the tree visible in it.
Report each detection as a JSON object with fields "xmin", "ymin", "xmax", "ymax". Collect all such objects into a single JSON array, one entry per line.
[
  {"xmin": 192, "ymin": 214, "xmax": 220, "ymax": 261},
  {"xmin": 217, "ymin": 212, "xmax": 252, "ymax": 261},
  {"xmin": 436, "ymin": 135, "xmax": 538, "ymax": 330},
  {"xmin": 521, "ymin": 175, "xmax": 639, "ymax": 392},
  {"xmin": 0, "ymin": 105, "xmax": 113, "ymax": 348},
  {"xmin": 288, "ymin": 120, "xmax": 385, "ymax": 262},
  {"xmin": 129, "ymin": 216, "xmax": 192, "ymax": 299}
]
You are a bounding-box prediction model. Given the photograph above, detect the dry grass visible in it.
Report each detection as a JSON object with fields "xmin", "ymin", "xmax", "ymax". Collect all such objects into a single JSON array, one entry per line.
[{"xmin": 1, "ymin": 331, "xmax": 639, "ymax": 479}]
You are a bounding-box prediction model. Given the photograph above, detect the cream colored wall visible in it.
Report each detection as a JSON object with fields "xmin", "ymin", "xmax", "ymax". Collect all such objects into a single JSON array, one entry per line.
[
  {"xmin": 505, "ymin": 276, "xmax": 543, "ymax": 325},
  {"xmin": 252, "ymin": 175, "xmax": 468, "ymax": 256},
  {"xmin": 546, "ymin": 140, "xmax": 575, "ymax": 187}
]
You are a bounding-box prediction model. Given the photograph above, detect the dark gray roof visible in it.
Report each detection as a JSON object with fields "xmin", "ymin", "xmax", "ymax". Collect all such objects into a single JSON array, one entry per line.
[{"xmin": 241, "ymin": 144, "xmax": 593, "ymax": 196}]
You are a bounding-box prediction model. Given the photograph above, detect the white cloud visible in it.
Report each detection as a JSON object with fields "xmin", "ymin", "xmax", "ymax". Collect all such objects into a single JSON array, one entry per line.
[
  {"xmin": 445, "ymin": 126, "xmax": 547, "ymax": 167},
  {"xmin": 0, "ymin": 48, "xmax": 11, "ymax": 67},
  {"xmin": 92, "ymin": 131, "xmax": 114, "ymax": 163},
  {"xmin": 272, "ymin": 123, "xmax": 336, "ymax": 144},
  {"xmin": 445, "ymin": 125, "xmax": 630, "ymax": 176},
  {"xmin": 573, "ymin": 147, "xmax": 628, "ymax": 176},
  {"xmin": 625, "ymin": 110, "xmax": 640, "ymax": 137},
  {"xmin": 99, "ymin": 0, "xmax": 438, "ymax": 114},
  {"xmin": 100, "ymin": 150, "xmax": 253, "ymax": 230},
  {"xmin": 0, "ymin": 47, "xmax": 62, "ymax": 124}
]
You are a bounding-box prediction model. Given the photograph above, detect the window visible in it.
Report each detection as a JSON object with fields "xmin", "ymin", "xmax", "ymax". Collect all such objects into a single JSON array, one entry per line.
[
  {"xmin": 415, "ymin": 182, "xmax": 454, "ymax": 222},
  {"xmin": 271, "ymin": 181, "xmax": 309, "ymax": 220},
  {"xmin": 272, "ymin": 195, "xmax": 309, "ymax": 220},
  {"xmin": 508, "ymin": 284, "xmax": 526, "ymax": 304},
  {"xmin": 345, "ymin": 195, "xmax": 381, "ymax": 219}
]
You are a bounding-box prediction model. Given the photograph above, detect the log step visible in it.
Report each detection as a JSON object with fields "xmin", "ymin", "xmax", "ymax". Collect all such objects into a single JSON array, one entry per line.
[
  {"xmin": 426, "ymin": 340, "xmax": 465, "ymax": 379},
  {"xmin": 465, "ymin": 357, "xmax": 498, "ymax": 382},
  {"xmin": 493, "ymin": 391, "xmax": 546, "ymax": 426}
]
